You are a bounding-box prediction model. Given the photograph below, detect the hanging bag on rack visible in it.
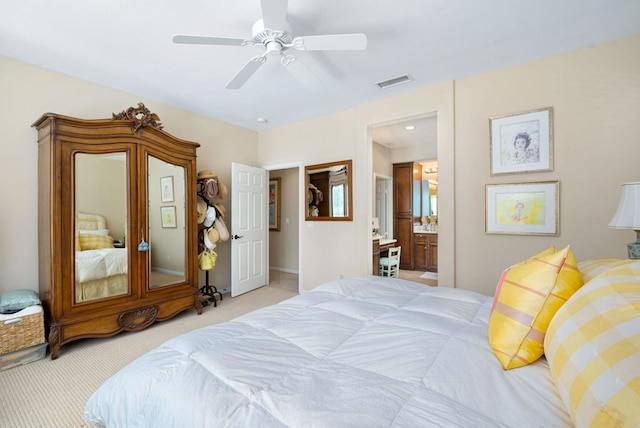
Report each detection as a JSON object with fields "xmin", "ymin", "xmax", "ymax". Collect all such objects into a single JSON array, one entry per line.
[{"xmin": 197, "ymin": 248, "xmax": 218, "ymax": 271}]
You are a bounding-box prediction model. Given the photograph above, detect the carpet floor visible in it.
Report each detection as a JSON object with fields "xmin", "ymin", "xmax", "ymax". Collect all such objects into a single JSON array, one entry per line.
[{"xmin": 0, "ymin": 278, "xmax": 297, "ymax": 428}]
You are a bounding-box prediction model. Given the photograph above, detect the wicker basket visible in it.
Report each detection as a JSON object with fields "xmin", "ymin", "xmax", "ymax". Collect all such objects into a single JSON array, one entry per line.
[{"xmin": 0, "ymin": 306, "xmax": 45, "ymax": 355}]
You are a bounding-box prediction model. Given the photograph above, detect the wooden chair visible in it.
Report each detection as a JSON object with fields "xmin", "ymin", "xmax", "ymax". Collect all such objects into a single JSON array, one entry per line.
[{"xmin": 379, "ymin": 246, "xmax": 401, "ymax": 278}]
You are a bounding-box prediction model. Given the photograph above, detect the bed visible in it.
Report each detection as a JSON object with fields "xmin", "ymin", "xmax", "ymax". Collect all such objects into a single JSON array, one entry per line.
[
  {"xmin": 75, "ymin": 213, "xmax": 128, "ymax": 302},
  {"xmin": 83, "ymin": 256, "xmax": 640, "ymax": 428}
]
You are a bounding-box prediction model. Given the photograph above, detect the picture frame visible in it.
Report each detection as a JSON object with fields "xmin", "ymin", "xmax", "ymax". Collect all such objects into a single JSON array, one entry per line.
[
  {"xmin": 269, "ymin": 177, "xmax": 281, "ymax": 231},
  {"xmin": 490, "ymin": 107, "xmax": 553, "ymax": 175},
  {"xmin": 485, "ymin": 181, "xmax": 559, "ymax": 235},
  {"xmin": 160, "ymin": 176, "xmax": 174, "ymax": 202},
  {"xmin": 161, "ymin": 206, "xmax": 177, "ymax": 228}
]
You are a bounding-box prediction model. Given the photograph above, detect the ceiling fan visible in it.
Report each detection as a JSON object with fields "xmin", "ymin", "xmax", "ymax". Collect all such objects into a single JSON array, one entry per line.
[{"xmin": 172, "ymin": 0, "xmax": 367, "ymax": 89}]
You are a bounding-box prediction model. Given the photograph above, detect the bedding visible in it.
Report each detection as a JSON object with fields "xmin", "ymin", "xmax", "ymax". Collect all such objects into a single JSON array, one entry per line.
[
  {"xmin": 84, "ymin": 275, "xmax": 572, "ymax": 427},
  {"xmin": 74, "ymin": 213, "xmax": 128, "ymax": 302},
  {"xmin": 76, "ymin": 248, "xmax": 127, "ymax": 284},
  {"xmin": 75, "ymin": 247, "xmax": 127, "ymax": 302}
]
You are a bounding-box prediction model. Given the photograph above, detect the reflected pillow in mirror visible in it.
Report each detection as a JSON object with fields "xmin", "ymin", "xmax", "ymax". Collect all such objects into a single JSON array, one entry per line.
[
  {"xmin": 79, "ymin": 233, "xmax": 114, "ymax": 251},
  {"xmin": 77, "ymin": 229, "xmax": 110, "ymax": 236}
]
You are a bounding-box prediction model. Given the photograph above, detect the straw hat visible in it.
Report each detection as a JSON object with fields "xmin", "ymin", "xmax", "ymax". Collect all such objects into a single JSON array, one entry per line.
[
  {"xmin": 207, "ymin": 227, "xmax": 220, "ymax": 244},
  {"xmin": 197, "ymin": 170, "xmax": 217, "ymax": 181},
  {"xmin": 196, "ymin": 196, "xmax": 207, "ymax": 224},
  {"xmin": 218, "ymin": 181, "xmax": 228, "ymax": 200},
  {"xmin": 203, "ymin": 230, "xmax": 217, "ymax": 250},
  {"xmin": 213, "ymin": 202, "xmax": 226, "ymax": 219},
  {"xmin": 213, "ymin": 217, "xmax": 229, "ymax": 241}
]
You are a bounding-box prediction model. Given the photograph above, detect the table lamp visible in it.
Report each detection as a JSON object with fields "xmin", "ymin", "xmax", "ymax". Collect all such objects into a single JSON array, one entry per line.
[{"xmin": 609, "ymin": 182, "xmax": 640, "ymax": 259}]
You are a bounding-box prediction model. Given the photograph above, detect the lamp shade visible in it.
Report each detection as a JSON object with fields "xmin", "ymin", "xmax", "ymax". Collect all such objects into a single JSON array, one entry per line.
[{"xmin": 609, "ymin": 182, "xmax": 640, "ymax": 229}]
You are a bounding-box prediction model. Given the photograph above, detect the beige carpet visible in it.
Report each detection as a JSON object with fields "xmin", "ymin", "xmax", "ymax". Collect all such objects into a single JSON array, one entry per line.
[{"xmin": 0, "ymin": 283, "xmax": 297, "ymax": 427}]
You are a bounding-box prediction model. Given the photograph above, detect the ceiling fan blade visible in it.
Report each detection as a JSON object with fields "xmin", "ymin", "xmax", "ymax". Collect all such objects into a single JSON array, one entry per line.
[
  {"xmin": 293, "ymin": 33, "xmax": 367, "ymax": 51},
  {"xmin": 260, "ymin": 0, "xmax": 288, "ymax": 30},
  {"xmin": 282, "ymin": 55, "xmax": 322, "ymax": 90},
  {"xmin": 225, "ymin": 55, "xmax": 266, "ymax": 89},
  {"xmin": 172, "ymin": 34, "xmax": 245, "ymax": 46}
]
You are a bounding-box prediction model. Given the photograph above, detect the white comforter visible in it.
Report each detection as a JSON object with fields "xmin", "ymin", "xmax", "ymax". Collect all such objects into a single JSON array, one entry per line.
[
  {"xmin": 75, "ymin": 248, "xmax": 127, "ymax": 283},
  {"xmin": 84, "ymin": 276, "xmax": 571, "ymax": 428}
]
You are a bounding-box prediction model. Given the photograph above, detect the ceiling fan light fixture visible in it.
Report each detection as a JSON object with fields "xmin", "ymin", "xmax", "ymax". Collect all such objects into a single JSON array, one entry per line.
[
  {"xmin": 375, "ymin": 74, "xmax": 413, "ymax": 89},
  {"xmin": 173, "ymin": 0, "xmax": 367, "ymax": 89}
]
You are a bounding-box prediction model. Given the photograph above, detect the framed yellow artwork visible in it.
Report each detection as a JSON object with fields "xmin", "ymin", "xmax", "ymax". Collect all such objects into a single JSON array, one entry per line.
[{"xmin": 485, "ymin": 181, "xmax": 559, "ymax": 235}]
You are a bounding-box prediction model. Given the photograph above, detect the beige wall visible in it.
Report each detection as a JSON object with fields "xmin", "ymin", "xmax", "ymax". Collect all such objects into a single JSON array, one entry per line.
[
  {"xmin": 76, "ymin": 155, "xmax": 127, "ymax": 235},
  {"xmin": 260, "ymin": 83, "xmax": 456, "ymax": 290},
  {"xmin": 0, "ymin": 55, "xmax": 258, "ymax": 294},
  {"xmin": 261, "ymin": 33, "xmax": 640, "ymax": 294},
  {"xmin": 2, "ymin": 33, "xmax": 639, "ymax": 297},
  {"xmin": 454, "ymin": 34, "xmax": 640, "ymax": 294}
]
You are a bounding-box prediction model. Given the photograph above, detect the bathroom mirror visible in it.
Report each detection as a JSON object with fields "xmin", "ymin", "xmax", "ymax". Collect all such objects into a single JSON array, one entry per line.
[{"xmin": 305, "ymin": 159, "xmax": 353, "ymax": 221}]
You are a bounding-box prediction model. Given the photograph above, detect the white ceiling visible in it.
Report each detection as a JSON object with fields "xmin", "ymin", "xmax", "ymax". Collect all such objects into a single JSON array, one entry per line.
[
  {"xmin": 1, "ymin": 1, "xmax": 639, "ymax": 132},
  {"xmin": 372, "ymin": 115, "xmax": 437, "ymax": 149}
]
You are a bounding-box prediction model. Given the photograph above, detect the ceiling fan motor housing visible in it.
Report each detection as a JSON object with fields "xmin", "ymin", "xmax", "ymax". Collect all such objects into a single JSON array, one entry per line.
[{"xmin": 252, "ymin": 19, "xmax": 293, "ymax": 53}]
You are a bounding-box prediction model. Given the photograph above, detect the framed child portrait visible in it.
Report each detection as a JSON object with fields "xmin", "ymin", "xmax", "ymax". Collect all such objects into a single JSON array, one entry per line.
[{"xmin": 490, "ymin": 107, "xmax": 553, "ymax": 175}]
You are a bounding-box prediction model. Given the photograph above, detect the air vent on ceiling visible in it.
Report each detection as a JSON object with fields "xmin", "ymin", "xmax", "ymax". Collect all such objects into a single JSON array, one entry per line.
[{"xmin": 375, "ymin": 74, "xmax": 412, "ymax": 89}]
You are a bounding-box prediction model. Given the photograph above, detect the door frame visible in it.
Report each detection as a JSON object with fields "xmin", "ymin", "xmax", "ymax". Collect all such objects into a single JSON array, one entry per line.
[
  {"xmin": 367, "ymin": 112, "xmax": 442, "ymax": 277},
  {"xmin": 264, "ymin": 161, "xmax": 304, "ymax": 294}
]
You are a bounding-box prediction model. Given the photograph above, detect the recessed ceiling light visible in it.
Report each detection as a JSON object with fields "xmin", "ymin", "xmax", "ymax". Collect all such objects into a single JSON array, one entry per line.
[
  {"xmin": 405, "ymin": 125, "xmax": 415, "ymax": 131},
  {"xmin": 256, "ymin": 117, "xmax": 268, "ymax": 123}
]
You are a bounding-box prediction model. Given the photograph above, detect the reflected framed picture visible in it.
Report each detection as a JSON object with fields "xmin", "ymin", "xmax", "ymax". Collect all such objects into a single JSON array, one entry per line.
[
  {"xmin": 160, "ymin": 176, "xmax": 174, "ymax": 202},
  {"xmin": 485, "ymin": 181, "xmax": 559, "ymax": 235},
  {"xmin": 269, "ymin": 178, "xmax": 281, "ymax": 231},
  {"xmin": 161, "ymin": 206, "xmax": 177, "ymax": 228},
  {"xmin": 490, "ymin": 107, "xmax": 553, "ymax": 175}
]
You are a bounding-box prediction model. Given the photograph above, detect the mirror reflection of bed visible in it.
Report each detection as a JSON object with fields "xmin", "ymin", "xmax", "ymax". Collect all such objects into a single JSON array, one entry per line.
[
  {"xmin": 74, "ymin": 153, "xmax": 187, "ymax": 303},
  {"xmin": 75, "ymin": 212, "xmax": 128, "ymax": 302}
]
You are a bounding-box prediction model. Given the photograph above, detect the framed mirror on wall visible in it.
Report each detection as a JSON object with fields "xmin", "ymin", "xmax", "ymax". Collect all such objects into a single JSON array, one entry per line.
[{"xmin": 305, "ymin": 159, "xmax": 353, "ymax": 221}]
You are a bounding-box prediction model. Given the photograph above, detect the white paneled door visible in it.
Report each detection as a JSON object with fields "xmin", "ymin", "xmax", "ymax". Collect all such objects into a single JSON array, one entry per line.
[{"xmin": 231, "ymin": 162, "xmax": 267, "ymax": 297}]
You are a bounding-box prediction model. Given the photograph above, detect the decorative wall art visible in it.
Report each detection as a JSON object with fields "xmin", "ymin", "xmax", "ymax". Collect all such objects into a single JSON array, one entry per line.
[
  {"xmin": 485, "ymin": 181, "xmax": 559, "ymax": 235},
  {"xmin": 269, "ymin": 177, "xmax": 281, "ymax": 231},
  {"xmin": 160, "ymin": 176, "xmax": 174, "ymax": 202},
  {"xmin": 490, "ymin": 107, "xmax": 553, "ymax": 175},
  {"xmin": 161, "ymin": 206, "xmax": 177, "ymax": 228}
]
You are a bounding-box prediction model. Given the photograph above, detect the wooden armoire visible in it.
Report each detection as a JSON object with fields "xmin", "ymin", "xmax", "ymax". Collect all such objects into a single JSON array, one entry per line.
[{"xmin": 33, "ymin": 104, "xmax": 201, "ymax": 359}]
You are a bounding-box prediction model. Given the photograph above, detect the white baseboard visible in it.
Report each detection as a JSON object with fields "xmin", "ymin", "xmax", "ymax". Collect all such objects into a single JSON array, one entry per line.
[{"xmin": 270, "ymin": 266, "xmax": 299, "ymax": 275}]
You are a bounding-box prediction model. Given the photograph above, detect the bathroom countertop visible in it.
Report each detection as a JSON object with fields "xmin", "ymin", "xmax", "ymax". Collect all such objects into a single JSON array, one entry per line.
[{"xmin": 372, "ymin": 236, "xmax": 397, "ymax": 246}]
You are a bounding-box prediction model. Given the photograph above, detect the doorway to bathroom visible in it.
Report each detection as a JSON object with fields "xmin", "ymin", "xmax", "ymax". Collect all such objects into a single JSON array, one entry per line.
[{"xmin": 370, "ymin": 112, "xmax": 438, "ymax": 284}]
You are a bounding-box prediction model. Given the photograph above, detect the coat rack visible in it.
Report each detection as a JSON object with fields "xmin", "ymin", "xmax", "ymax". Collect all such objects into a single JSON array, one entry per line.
[{"xmin": 196, "ymin": 171, "xmax": 229, "ymax": 307}]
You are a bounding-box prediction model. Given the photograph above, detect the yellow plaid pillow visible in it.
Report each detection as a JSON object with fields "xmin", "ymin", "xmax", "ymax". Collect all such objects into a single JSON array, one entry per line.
[
  {"xmin": 577, "ymin": 258, "xmax": 625, "ymax": 283},
  {"xmin": 488, "ymin": 245, "xmax": 583, "ymax": 369},
  {"xmin": 79, "ymin": 233, "xmax": 114, "ymax": 251},
  {"xmin": 544, "ymin": 260, "xmax": 640, "ymax": 427}
]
